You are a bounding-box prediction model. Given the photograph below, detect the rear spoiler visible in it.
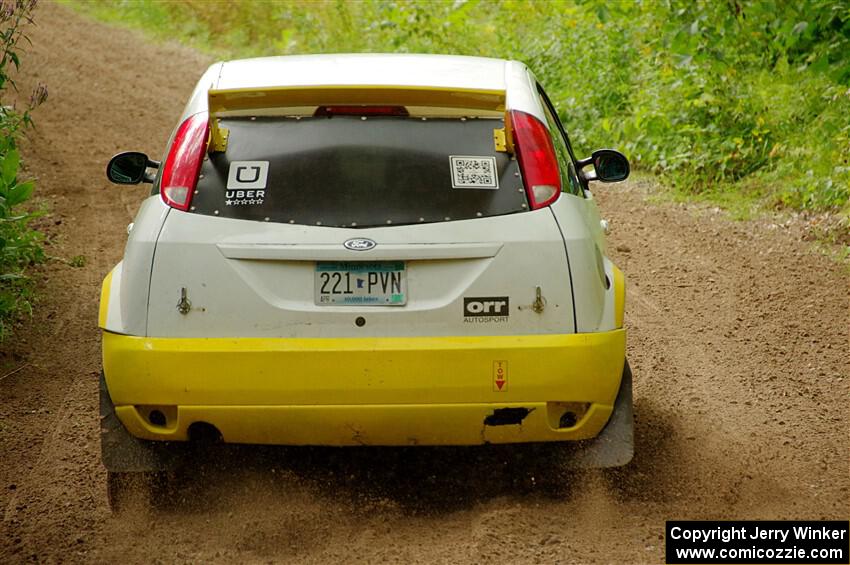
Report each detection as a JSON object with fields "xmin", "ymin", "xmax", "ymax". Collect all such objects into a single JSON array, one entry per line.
[{"xmin": 207, "ymin": 85, "xmax": 507, "ymax": 154}]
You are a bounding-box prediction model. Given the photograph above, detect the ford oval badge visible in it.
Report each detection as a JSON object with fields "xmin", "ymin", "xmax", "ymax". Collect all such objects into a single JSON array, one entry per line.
[{"xmin": 343, "ymin": 238, "xmax": 376, "ymax": 251}]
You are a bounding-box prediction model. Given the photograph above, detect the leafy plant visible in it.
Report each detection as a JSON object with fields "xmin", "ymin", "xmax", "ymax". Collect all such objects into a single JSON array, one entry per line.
[
  {"xmin": 0, "ymin": 0, "xmax": 47, "ymax": 340},
  {"xmin": 72, "ymin": 0, "xmax": 850, "ymax": 229}
]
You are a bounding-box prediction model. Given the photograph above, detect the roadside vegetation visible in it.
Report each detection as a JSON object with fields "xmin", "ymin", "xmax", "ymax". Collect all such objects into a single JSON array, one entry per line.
[
  {"xmin": 0, "ymin": 0, "xmax": 46, "ymax": 340},
  {"xmin": 72, "ymin": 0, "xmax": 850, "ymax": 238}
]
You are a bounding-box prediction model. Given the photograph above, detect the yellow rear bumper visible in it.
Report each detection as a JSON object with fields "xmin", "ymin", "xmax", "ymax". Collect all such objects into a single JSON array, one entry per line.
[{"xmin": 102, "ymin": 330, "xmax": 626, "ymax": 446}]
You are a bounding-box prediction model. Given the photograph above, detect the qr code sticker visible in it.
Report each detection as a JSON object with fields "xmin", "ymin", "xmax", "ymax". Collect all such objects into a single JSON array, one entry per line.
[{"xmin": 449, "ymin": 156, "xmax": 499, "ymax": 189}]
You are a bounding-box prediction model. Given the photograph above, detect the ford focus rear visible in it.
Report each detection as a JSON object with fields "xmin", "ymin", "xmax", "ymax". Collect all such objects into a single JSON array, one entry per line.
[{"xmin": 99, "ymin": 55, "xmax": 634, "ymax": 500}]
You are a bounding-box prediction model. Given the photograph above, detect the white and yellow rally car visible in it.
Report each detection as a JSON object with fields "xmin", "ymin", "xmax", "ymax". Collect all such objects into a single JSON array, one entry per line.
[{"xmin": 100, "ymin": 54, "xmax": 632, "ymax": 501}]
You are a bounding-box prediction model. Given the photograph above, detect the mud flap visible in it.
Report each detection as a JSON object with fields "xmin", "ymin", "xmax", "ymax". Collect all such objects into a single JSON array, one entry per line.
[
  {"xmin": 566, "ymin": 360, "xmax": 634, "ymax": 468},
  {"xmin": 100, "ymin": 372, "xmax": 182, "ymax": 473}
]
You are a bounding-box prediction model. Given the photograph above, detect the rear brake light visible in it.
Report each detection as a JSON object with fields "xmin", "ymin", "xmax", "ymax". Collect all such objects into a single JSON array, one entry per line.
[
  {"xmin": 510, "ymin": 110, "xmax": 561, "ymax": 209},
  {"xmin": 160, "ymin": 112, "xmax": 209, "ymax": 211},
  {"xmin": 313, "ymin": 105, "xmax": 409, "ymax": 117}
]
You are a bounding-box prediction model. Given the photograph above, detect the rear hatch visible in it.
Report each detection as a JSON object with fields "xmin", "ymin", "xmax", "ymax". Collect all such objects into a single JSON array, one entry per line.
[{"xmin": 147, "ymin": 98, "xmax": 575, "ymax": 338}]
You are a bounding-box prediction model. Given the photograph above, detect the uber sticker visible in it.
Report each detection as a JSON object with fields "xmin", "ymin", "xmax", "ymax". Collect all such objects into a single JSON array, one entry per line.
[
  {"xmin": 463, "ymin": 296, "xmax": 509, "ymax": 323},
  {"xmin": 449, "ymin": 156, "xmax": 499, "ymax": 189},
  {"xmin": 226, "ymin": 161, "xmax": 268, "ymax": 206}
]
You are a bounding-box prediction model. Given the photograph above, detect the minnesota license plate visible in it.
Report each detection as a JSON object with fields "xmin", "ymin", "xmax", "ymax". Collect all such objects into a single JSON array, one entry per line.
[{"xmin": 315, "ymin": 261, "xmax": 406, "ymax": 306}]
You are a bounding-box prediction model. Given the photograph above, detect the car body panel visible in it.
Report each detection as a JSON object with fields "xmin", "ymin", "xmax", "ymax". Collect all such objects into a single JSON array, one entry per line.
[
  {"xmin": 116, "ymin": 403, "xmax": 614, "ymax": 446},
  {"xmin": 146, "ymin": 208, "xmax": 578, "ymax": 338},
  {"xmin": 577, "ymin": 189, "xmax": 607, "ymax": 252},
  {"xmin": 548, "ymin": 196, "xmax": 617, "ymax": 333},
  {"xmin": 99, "ymin": 264, "xmax": 118, "ymax": 329},
  {"xmin": 99, "ymin": 195, "xmax": 170, "ymax": 336},
  {"xmin": 216, "ymin": 54, "xmax": 509, "ymax": 92},
  {"xmin": 102, "ymin": 329, "xmax": 625, "ymax": 445}
]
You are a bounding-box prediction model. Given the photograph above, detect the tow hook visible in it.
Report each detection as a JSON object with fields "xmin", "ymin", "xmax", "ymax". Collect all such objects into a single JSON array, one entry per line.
[
  {"xmin": 176, "ymin": 287, "xmax": 192, "ymax": 315},
  {"xmin": 532, "ymin": 286, "xmax": 545, "ymax": 313}
]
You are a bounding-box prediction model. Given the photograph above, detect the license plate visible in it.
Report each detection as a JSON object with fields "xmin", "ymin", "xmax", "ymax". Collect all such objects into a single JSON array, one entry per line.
[{"xmin": 315, "ymin": 261, "xmax": 406, "ymax": 306}]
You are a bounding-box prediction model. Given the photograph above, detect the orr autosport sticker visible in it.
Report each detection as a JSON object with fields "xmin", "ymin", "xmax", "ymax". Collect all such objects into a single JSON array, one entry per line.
[
  {"xmin": 463, "ymin": 296, "xmax": 509, "ymax": 323},
  {"xmin": 449, "ymin": 155, "xmax": 499, "ymax": 189},
  {"xmin": 226, "ymin": 161, "xmax": 269, "ymax": 206}
]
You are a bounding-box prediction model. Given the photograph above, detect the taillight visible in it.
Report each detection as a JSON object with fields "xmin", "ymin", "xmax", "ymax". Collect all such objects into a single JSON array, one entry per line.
[
  {"xmin": 510, "ymin": 110, "xmax": 561, "ymax": 209},
  {"xmin": 160, "ymin": 112, "xmax": 209, "ymax": 211},
  {"xmin": 313, "ymin": 105, "xmax": 409, "ymax": 117}
]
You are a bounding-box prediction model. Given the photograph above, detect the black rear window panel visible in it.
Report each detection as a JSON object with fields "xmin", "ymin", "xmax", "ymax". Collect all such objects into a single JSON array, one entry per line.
[{"xmin": 189, "ymin": 116, "xmax": 527, "ymax": 227}]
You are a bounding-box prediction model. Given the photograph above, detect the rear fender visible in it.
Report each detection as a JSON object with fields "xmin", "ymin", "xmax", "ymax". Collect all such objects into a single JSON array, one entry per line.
[
  {"xmin": 99, "ymin": 195, "xmax": 170, "ymax": 335},
  {"xmin": 566, "ymin": 360, "xmax": 633, "ymax": 468},
  {"xmin": 549, "ymin": 196, "xmax": 624, "ymax": 332},
  {"xmin": 100, "ymin": 372, "xmax": 181, "ymax": 473}
]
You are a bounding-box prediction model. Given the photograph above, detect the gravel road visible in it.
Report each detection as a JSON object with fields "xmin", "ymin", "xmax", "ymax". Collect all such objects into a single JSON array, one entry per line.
[{"xmin": 1, "ymin": 3, "xmax": 847, "ymax": 563}]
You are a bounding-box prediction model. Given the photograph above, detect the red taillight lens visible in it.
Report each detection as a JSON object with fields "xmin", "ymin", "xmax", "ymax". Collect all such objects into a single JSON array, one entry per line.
[
  {"xmin": 160, "ymin": 112, "xmax": 209, "ymax": 211},
  {"xmin": 313, "ymin": 105, "xmax": 409, "ymax": 117},
  {"xmin": 510, "ymin": 110, "xmax": 561, "ymax": 209}
]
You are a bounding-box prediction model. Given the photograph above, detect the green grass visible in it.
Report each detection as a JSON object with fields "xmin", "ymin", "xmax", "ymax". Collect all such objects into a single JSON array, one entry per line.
[
  {"xmin": 69, "ymin": 255, "xmax": 87, "ymax": 268},
  {"xmin": 67, "ymin": 0, "xmax": 850, "ymax": 239}
]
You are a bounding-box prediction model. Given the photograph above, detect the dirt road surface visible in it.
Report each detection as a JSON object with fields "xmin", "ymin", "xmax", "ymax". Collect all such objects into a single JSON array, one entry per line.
[{"xmin": 1, "ymin": 3, "xmax": 848, "ymax": 563}]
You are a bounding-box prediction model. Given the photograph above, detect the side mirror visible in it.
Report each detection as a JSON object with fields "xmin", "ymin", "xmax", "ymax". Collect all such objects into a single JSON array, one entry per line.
[
  {"xmin": 106, "ymin": 152, "xmax": 160, "ymax": 184},
  {"xmin": 577, "ymin": 149, "xmax": 630, "ymax": 183}
]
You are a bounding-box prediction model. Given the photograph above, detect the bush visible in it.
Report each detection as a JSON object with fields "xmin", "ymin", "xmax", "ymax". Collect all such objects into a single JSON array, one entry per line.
[{"xmin": 0, "ymin": 0, "xmax": 47, "ymax": 340}]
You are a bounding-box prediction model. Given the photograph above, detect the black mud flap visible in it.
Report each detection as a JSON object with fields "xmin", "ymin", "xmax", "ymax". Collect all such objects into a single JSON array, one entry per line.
[
  {"xmin": 100, "ymin": 372, "xmax": 182, "ymax": 473},
  {"xmin": 566, "ymin": 360, "xmax": 634, "ymax": 469}
]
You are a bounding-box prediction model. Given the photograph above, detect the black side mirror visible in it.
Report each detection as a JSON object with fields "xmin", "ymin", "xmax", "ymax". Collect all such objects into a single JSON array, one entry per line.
[
  {"xmin": 577, "ymin": 149, "xmax": 630, "ymax": 183},
  {"xmin": 106, "ymin": 152, "xmax": 160, "ymax": 184}
]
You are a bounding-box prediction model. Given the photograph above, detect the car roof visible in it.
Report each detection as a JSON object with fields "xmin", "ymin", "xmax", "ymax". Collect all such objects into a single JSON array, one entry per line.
[{"xmin": 215, "ymin": 54, "xmax": 514, "ymax": 92}]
